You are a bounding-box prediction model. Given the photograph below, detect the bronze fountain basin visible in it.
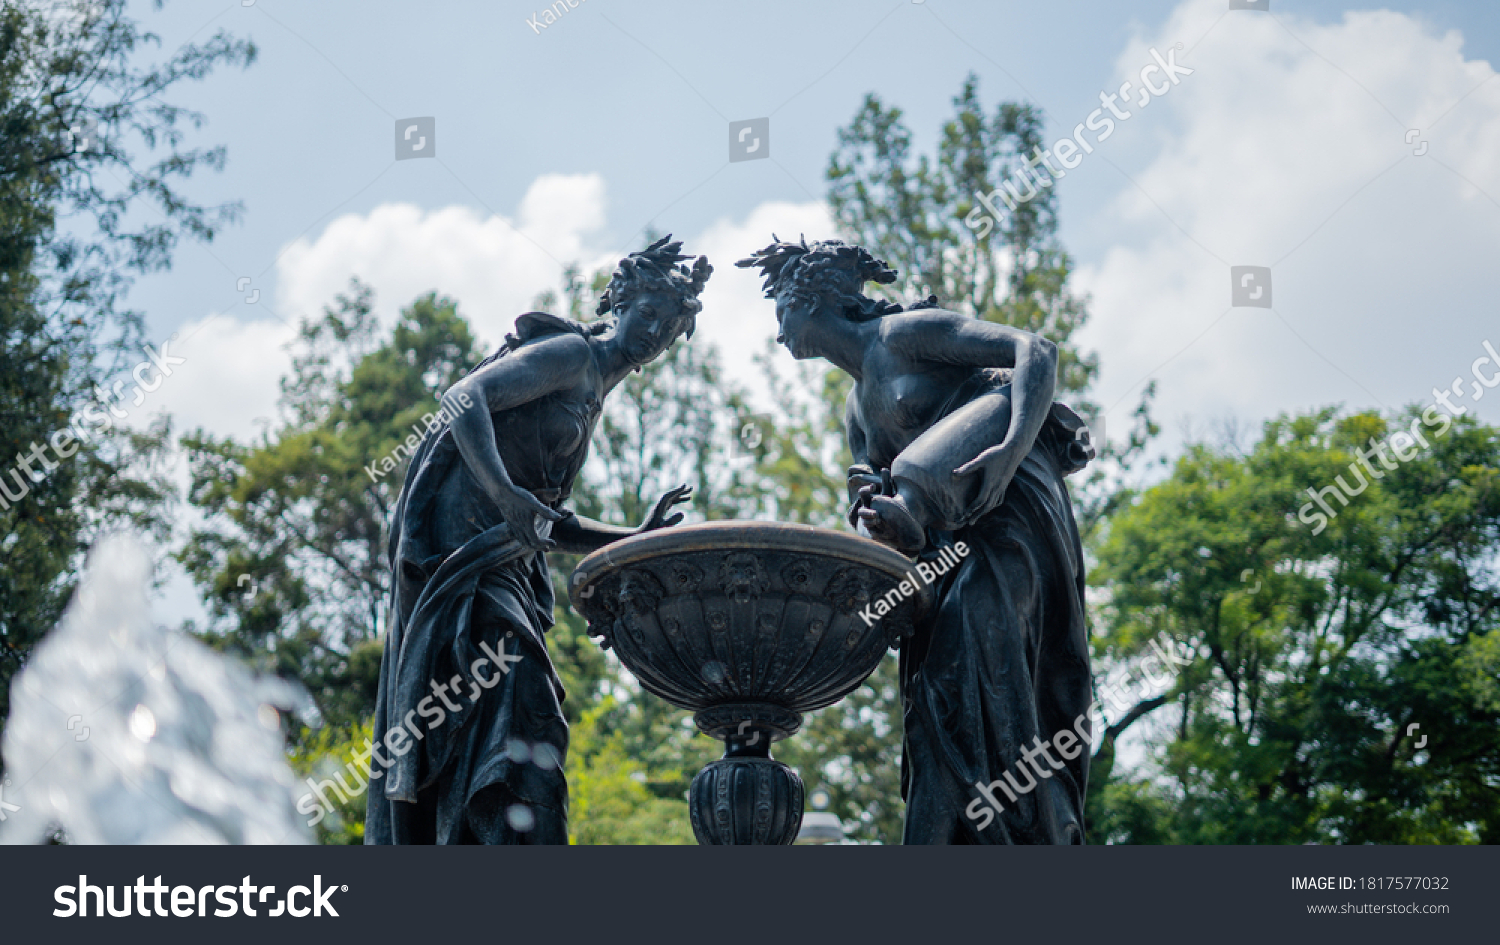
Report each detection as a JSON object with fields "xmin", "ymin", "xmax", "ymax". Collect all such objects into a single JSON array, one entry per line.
[{"xmin": 569, "ymin": 520, "xmax": 930, "ymax": 845}]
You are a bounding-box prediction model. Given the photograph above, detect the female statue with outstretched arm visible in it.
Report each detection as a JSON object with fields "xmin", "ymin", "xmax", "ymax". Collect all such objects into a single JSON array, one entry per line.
[
  {"xmin": 366, "ymin": 237, "xmax": 708, "ymax": 844},
  {"xmin": 737, "ymin": 238, "xmax": 1095, "ymax": 844}
]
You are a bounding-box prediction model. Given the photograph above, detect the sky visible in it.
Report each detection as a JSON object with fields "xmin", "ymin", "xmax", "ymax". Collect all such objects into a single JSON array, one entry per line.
[{"xmin": 109, "ymin": 0, "xmax": 1500, "ymax": 623}]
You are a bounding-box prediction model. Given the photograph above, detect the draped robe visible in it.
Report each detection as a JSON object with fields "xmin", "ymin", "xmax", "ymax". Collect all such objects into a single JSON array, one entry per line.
[
  {"xmin": 857, "ymin": 366, "xmax": 1094, "ymax": 844},
  {"xmin": 366, "ymin": 315, "xmax": 599, "ymax": 844}
]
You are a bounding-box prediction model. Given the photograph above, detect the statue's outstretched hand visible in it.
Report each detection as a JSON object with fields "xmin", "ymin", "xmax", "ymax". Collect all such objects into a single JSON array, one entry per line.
[
  {"xmin": 639, "ymin": 484, "xmax": 693, "ymax": 533},
  {"xmin": 497, "ymin": 484, "xmax": 565, "ymax": 552}
]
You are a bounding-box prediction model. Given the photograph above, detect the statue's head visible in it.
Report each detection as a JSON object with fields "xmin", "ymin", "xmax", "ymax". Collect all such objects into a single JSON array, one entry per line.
[
  {"xmin": 735, "ymin": 237, "xmax": 901, "ymax": 359},
  {"xmin": 597, "ymin": 236, "xmax": 712, "ymax": 366}
]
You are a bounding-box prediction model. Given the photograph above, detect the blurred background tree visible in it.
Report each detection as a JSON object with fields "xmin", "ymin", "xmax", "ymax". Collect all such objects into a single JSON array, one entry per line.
[
  {"xmin": 0, "ymin": 0, "xmax": 253, "ymax": 735},
  {"xmin": 827, "ymin": 76, "xmax": 1099, "ymax": 394},
  {"xmin": 178, "ymin": 282, "xmax": 478, "ymax": 735}
]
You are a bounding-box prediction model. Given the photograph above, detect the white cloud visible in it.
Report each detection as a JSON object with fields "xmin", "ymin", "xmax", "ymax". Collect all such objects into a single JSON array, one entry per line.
[
  {"xmin": 149, "ymin": 173, "xmax": 612, "ymax": 445},
  {"xmin": 690, "ymin": 199, "xmax": 835, "ymax": 406},
  {"xmin": 273, "ymin": 173, "xmax": 611, "ymax": 352},
  {"xmin": 157, "ymin": 175, "xmax": 828, "ymax": 444},
  {"xmin": 155, "ymin": 312, "xmax": 296, "ymax": 442},
  {"xmin": 1073, "ymin": 0, "xmax": 1500, "ymax": 447}
]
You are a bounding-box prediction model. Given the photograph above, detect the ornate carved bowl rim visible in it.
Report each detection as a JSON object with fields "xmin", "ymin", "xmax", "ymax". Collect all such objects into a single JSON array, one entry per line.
[{"xmin": 568, "ymin": 520, "xmax": 933, "ymax": 620}]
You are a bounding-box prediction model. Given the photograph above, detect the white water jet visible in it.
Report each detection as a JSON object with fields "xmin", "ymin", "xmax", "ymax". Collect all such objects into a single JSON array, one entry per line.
[{"xmin": 0, "ymin": 534, "xmax": 316, "ymax": 844}]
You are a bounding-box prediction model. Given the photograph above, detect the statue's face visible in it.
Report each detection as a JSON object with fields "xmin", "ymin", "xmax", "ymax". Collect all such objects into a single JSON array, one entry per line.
[
  {"xmin": 614, "ymin": 288, "xmax": 688, "ymax": 365},
  {"xmin": 774, "ymin": 290, "xmax": 818, "ymax": 360}
]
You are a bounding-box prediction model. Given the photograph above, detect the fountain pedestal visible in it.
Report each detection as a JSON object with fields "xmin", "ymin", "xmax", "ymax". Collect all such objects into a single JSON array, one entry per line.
[{"xmin": 569, "ymin": 521, "xmax": 930, "ymax": 845}]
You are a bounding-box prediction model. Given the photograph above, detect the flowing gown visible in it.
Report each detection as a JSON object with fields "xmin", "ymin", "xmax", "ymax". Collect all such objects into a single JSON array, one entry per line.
[
  {"xmin": 366, "ymin": 315, "xmax": 600, "ymax": 844},
  {"xmin": 860, "ymin": 367, "xmax": 1094, "ymax": 844}
]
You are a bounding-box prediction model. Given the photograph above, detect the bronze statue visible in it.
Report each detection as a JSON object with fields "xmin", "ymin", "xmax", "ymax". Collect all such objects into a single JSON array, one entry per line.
[
  {"xmin": 737, "ymin": 237, "xmax": 1095, "ymax": 844},
  {"xmin": 366, "ymin": 237, "xmax": 706, "ymax": 844}
]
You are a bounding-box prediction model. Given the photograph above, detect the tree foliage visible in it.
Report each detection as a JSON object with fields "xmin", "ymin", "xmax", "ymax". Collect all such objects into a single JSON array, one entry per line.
[
  {"xmin": 1089, "ymin": 408, "xmax": 1500, "ymax": 843},
  {"xmin": 0, "ymin": 0, "xmax": 252, "ymax": 728},
  {"xmin": 827, "ymin": 74, "xmax": 1097, "ymax": 395},
  {"xmin": 179, "ymin": 284, "xmax": 481, "ymax": 734}
]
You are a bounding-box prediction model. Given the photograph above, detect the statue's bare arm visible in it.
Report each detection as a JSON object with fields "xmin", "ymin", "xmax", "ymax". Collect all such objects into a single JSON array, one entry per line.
[
  {"xmin": 444, "ymin": 334, "xmax": 693, "ymax": 556},
  {"xmin": 882, "ymin": 311, "xmax": 1058, "ymax": 478},
  {"xmin": 551, "ymin": 485, "xmax": 693, "ymax": 556},
  {"xmin": 851, "ymin": 313, "xmax": 1058, "ymax": 551},
  {"xmin": 443, "ymin": 335, "xmax": 591, "ymax": 551}
]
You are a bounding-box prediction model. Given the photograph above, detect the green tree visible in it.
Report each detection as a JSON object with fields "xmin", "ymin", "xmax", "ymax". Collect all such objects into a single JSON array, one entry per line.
[
  {"xmin": 0, "ymin": 0, "xmax": 253, "ymax": 729},
  {"xmin": 827, "ymin": 75, "xmax": 1097, "ymax": 395},
  {"xmin": 1089, "ymin": 407, "xmax": 1500, "ymax": 843},
  {"xmin": 179, "ymin": 283, "xmax": 482, "ymax": 733},
  {"xmin": 565, "ymin": 698, "xmax": 697, "ymax": 845},
  {"xmin": 289, "ymin": 717, "xmax": 376, "ymax": 845}
]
